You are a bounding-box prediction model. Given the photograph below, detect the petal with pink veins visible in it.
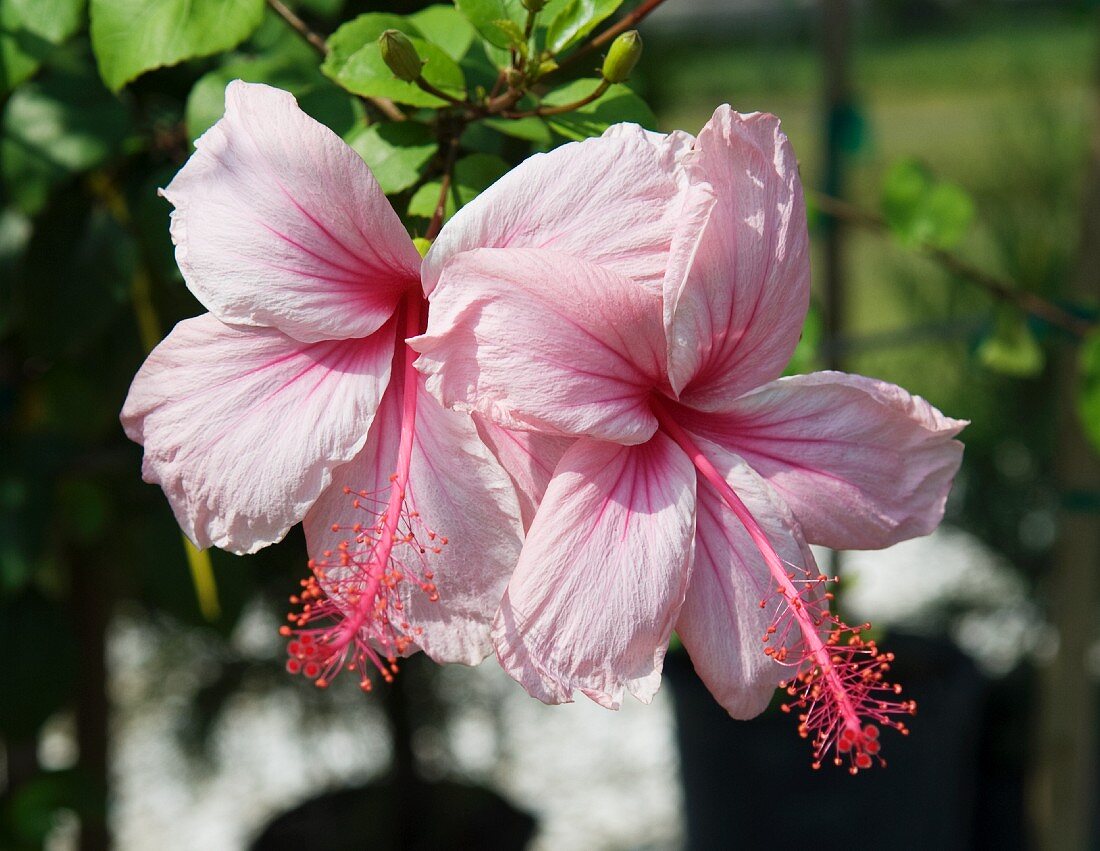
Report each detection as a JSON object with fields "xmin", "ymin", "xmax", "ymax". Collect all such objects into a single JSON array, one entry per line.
[
  {"xmin": 664, "ymin": 107, "xmax": 810, "ymax": 408},
  {"xmin": 121, "ymin": 313, "xmax": 396, "ymax": 554},
  {"xmin": 162, "ymin": 81, "xmax": 421, "ymax": 344},
  {"xmin": 677, "ymin": 372, "xmax": 967, "ymax": 550},
  {"xmin": 675, "ymin": 435, "xmax": 816, "ymax": 719},
  {"xmin": 491, "ymin": 434, "xmax": 696, "ymax": 709},
  {"xmin": 413, "ymin": 248, "xmax": 666, "ymax": 445},
  {"xmin": 472, "ymin": 415, "xmax": 573, "ymax": 531},
  {"xmin": 304, "ymin": 380, "xmax": 524, "ymax": 666},
  {"xmin": 422, "ymin": 129, "xmax": 694, "ymax": 295}
]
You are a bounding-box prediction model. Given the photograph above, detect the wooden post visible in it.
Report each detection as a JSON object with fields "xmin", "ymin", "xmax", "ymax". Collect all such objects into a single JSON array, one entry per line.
[{"xmin": 1030, "ymin": 14, "xmax": 1100, "ymax": 849}]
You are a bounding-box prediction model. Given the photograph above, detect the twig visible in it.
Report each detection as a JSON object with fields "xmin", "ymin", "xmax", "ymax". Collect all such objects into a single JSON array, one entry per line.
[
  {"xmin": 811, "ymin": 191, "xmax": 1096, "ymax": 339},
  {"xmin": 266, "ymin": 0, "xmax": 327, "ymax": 55},
  {"xmin": 426, "ymin": 136, "xmax": 461, "ymax": 240},
  {"xmin": 553, "ymin": 0, "xmax": 670, "ymax": 74},
  {"xmin": 264, "ymin": 0, "xmax": 407, "ymax": 123},
  {"xmin": 503, "ymin": 79, "xmax": 609, "ymax": 118}
]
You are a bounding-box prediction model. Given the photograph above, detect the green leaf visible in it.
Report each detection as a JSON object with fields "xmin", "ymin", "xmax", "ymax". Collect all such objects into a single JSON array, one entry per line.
[
  {"xmin": 492, "ymin": 18, "xmax": 527, "ymax": 52},
  {"xmin": 0, "ymin": 0, "xmax": 86, "ymax": 94},
  {"xmin": 483, "ymin": 115, "xmax": 552, "ymax": 144},
  {"xmin": 408, "ymin": 152, "xmax": 509, "ymax": 221},
  {"xmin": 454, "ymin": 0, "xmax": 525, "ymax": 49},
  {"xmin": 346, "ymin": 122, "xmax": 437, "ymax": 195},
  {"xmin": 881, "ymin": 158, "xmax": 975, "ymax": 250},
  {"xmin": 89, "ymin": 0, "xmax": 264, "ymax": 91},
  {"xmin": 544, "ymin": 0, "xmax": 622, "ymax": 54},
  {"xmin": 0, "ymin": 68, "xmax": 131, "ymax": 214},
  {"xmin": 186, "ymin": 48, "xmax": 360, "ymax": 140},
  {"xmin": 977, "ymin": 309, "xmax": 1045, "ymax": 378},
  {"xmin": 542, "ymin": 78, "xmax": 656, "ymax": 141},
  {"xmin": 408, "ymin": 4, "xmax": 476, "ymax": 61},
  {"xmin": 323, "ymin": 13, "xmax": 466, "ymax": 107},
  {"xmin": 1078, "ymin": 331, "xmax": 1100, "ymax": 453}
]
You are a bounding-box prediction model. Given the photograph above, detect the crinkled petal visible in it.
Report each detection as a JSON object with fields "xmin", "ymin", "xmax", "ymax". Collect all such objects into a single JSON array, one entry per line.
[
  {"xmin": 664, "ymin": 107, "xmax": 810, "ymax": 407},
  {"xmin": 304, "ymin": 378, "xmax": 523, "ymax": 665},
  {"xmin": 422, "ymin": 129, "xmax": 692, "ymax": 295},
  {"xmin": 675, "ymin": 435, "xmax": 815, "ymax": 719},
  {"xmin": 162, "ymin": 81, "xmax": 420, "ymax": 343},
  {"xmin": 121, "ymin": 313, "xmax": 395, "ymax": 554},
  {"xmin": 472, "ymin": 415, "xmax": 573, "ymax": 531},
  {"xmin": 679, "ymin": 372, "xmax": 967, "ymax": 549},
  {"xmin": 491, "ymin": 434, "xmax": 696, "ymax": 709},
  {"xmin": 413, "ymin": 247, "xmax": 666, "ymax": 444}
]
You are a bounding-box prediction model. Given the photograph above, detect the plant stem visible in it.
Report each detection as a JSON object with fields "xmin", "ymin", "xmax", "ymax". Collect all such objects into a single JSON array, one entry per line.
[
  {"xmin": 505, "ymin": 79, "xmax": 609, "ymax": 118},
  {"xmin": 426, "ymin": 135, "xmax": 461, "ymax": 240}
]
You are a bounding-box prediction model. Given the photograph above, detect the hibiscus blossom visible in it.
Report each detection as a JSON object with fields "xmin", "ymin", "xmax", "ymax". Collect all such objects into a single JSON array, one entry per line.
[
  {"xmin": 413, "ymin": 106, "xmax": 966, "ymax": 771},
  {"xmin": 121, "ymin": 81, "xmax": 693, "ymax": 688}
]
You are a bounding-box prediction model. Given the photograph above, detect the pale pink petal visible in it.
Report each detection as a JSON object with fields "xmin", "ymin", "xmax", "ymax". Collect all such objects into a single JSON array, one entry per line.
[
  {"xmin": 471, "ymin": 415, "xmax": 573, "ymax": 531},
  {"xmin": 679, "ymin": 372, "xmax": 967, "ymax": 550},
  {"xmin": 304, "ymin": 379, "xmax": 523, "ymax": 665},
  {"xmin": 675, "ymin": 435, "xmax": 815, "ymax": 719},
  {"xmin": 491, "ymin": 434, "xmax": 696, "ymax": 709},
  {"xmin": 664, "ymin": 107, "xmax": 810, "ymax": 408},
  {"xmin": 121, "ymin": 314, "xmax": 396, "ymax": 554},
  {"xmin": 413, "ymin": 248, "xmax": 666, "ymax": 445},
  {"xmin": 422, "ymin": 129, "xmax": 692, "ymax": 295},
  {"xmin": 162, "ymin": 81, "xmax": 420, "ymax": 343}
]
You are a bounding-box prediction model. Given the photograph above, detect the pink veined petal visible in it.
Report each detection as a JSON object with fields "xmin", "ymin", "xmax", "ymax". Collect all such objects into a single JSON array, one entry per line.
[
  {"xmin": 303, "ymin": 379, "xmax": 523, "ymax": 666},
  {"xmin": 162, "ymin": 81, "xmax": 421, "ymax": 344},
  {"xmin": 471, "ymin": 415, "xmax": 573, "ymax": 532},
  {"xmin": 120, "ymin": 313, "xmax": 396, "ymax": 555},
  {"xmin": 675, "ymin": 435, "xmax": 816, "ymax": 719},
  {"xmin": 413, "ymin": 247, "xmax": 667, "ymax": 445},
  {"xmin": 491, "ymin": 434, "xmax": 697, "ymax": 709},
  {"xmin": 422, "ymin": 129, "xmax": 691, "ymax": 296},
  {"xmin": 677, "ymin": 371, "xmax": 967, "ymax": 550},
  {"xmin": 664, "ymin": 106, "xmax": 810, "ymax": 408}
]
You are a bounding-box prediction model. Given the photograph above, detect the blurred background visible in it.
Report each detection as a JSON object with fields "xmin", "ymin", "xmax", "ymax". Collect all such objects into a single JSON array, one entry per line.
[{"xmin": 2, "ymin": 0, "xmax": 1099, "ymax": 848}]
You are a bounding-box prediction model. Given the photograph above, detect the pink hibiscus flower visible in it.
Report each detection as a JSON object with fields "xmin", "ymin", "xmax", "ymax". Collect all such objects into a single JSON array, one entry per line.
[
  {"xmin": 413, "ymin": 107, "xmax": 967, "ymax": 771},
  {"xmin": 121, "ymin": 82, "xmax": 693, "ymax": 688}
]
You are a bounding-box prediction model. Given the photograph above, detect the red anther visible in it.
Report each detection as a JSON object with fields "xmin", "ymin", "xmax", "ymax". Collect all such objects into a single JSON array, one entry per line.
[
  {"xmin": 303, "ymin": 662, "xmax": 320, "ymax": 679},
  {"xmin": 855, "ymin": 753, "xmax": 873, "ymax": 770},
  {"xmin": 286, "ymin": 659, "xmax": 302, "ymax": 674},
  {"xmin": 863, "ymin": 724, "xmax": 880, "ymax": 740}
]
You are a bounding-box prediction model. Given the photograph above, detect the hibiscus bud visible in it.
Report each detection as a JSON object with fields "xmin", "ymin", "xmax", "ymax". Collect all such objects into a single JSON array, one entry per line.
[
  {"xmin": 601, "ymin": 30, "xmax": 642, "ymax": 84},
  {"xmin": 522, "ymin": 0, "xmax": 547, "ymax": 10},
  {"xmin": 379, "ymin": 29, "xmax": 424, "ymax": 83}
]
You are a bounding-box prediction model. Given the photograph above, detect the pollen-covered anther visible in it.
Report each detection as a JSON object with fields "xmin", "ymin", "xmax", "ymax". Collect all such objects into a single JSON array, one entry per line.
[{"xmin": 281, "ymin": 481, "xmax": 443, "ymax": 693}]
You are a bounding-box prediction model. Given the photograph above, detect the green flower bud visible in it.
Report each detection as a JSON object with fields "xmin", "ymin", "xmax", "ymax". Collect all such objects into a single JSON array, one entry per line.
[
  {"xmin": 601, "ymin": 30, "xmax": 642, "ymax": 84},
  {"xmin": 522, "ymin": 0, "xmax": 547, "ymax": 11},
  {"xmin": 379, "ymin": 29, "xmax": 423, "ymax": 83}
]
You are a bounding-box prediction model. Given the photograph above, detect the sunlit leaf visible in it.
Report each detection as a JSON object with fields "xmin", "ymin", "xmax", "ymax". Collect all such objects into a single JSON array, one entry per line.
[
  {"xmin": 454, "ymin": 0, "xmax": 526, "ymax": 49},
  {"xmin": 323, "ymin": 13, "xmax": 466, "ymax": 107},
  {"xmin": 89, "ymin": 0, "xmax": 264, "ymax": 91},
  {"xmin": 347, "ymin": 121, "xmax": 437, "ymax": 195},
  {"xmin": 408, "ymin": 4, "xmax": 476, "ymax": 61},
  {"xmin": 544, "ymin": 0, "xmax": 622, "ymax": 54},
  {"xmin": 977, "ymin": 308, "xmax": 1045, "ymax": 378},
  {"xmin": 881, "ymin": 158, "xmax": 975, "ymax": 250}
]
